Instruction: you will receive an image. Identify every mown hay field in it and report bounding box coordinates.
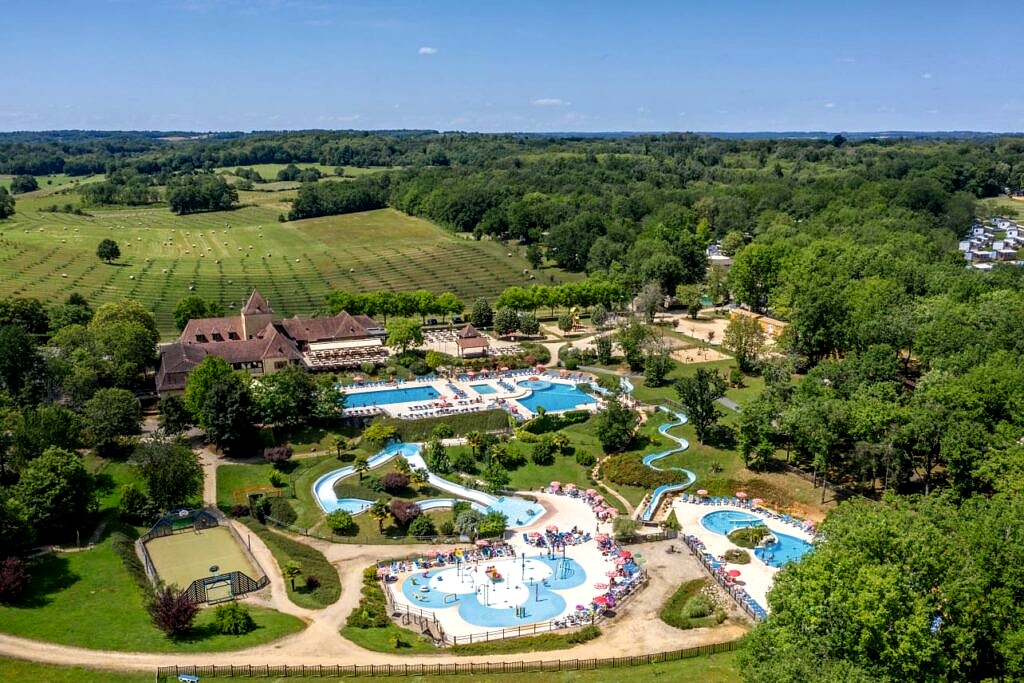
[0,188,575,337]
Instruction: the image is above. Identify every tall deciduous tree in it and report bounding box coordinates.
[132,438,203,511]
[14,447,95,542]
[722,314,767,373]
[0,187,15,219]
[674,369,726,444]
[385,318,423,353]
[82,388,141,453]
[251,365,314,428]
[594,398,638,452]
[96,239,121,263]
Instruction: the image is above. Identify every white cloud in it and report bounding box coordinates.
[922,72,932,79]
[824,102,836,108]
[418,46,437,55]
[532,98,568,107]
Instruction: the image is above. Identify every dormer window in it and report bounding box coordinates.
[228,332,239,340]
[195,334,207,343]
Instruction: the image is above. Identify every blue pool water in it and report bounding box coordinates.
[486,496,544,526]
[701,510,813,567]
[344,385,440,408]
[399,557,584,627]
[516,380,596,414]
[470,383,497,395]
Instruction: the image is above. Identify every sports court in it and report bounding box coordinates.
[144,526,256,591]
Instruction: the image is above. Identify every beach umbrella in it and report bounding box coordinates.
[546,525,559,533]
[529,531,542,537]
[594,582,608,589]
[354,376,364,383]
[752,498,764,505]
[576,604,586,611]
[593,494,604,501]
[735,491,748,499]
[536,364,546,370]
[559,368,568,376]
[566,482,577,489]
[727,569,741,578]
[595,533,609,541]
[476,539,490,547]
[696,489,708,496]
[618,550,632,558]
[550,481,561,489]
[593,595,609,605]
[586,489,597,496]
[605,570,619,577]
[615,557,629,566]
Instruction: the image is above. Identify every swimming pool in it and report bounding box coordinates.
[400,556,586,627]
[516,380,596,414]
[344,385,440,408]
[470,383,497,395]
[486,495,544,526]
[701,510,813,567]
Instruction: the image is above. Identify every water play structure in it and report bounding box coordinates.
[311,441,545,527]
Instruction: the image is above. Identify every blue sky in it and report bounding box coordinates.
[4,0,1023,132]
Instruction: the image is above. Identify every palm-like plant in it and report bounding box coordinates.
[354,455,369,481]
[394,455,412,475]
[466,431,483,460]
[369,498,390,533]
[283,560,302,590]
[411,467,429,488]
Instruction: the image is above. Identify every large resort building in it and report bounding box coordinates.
[156,290,386,394]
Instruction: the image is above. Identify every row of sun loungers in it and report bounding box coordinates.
[342,406,384,417]
[683,534,768,620]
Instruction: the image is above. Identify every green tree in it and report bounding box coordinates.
[455,509,483,538]
[494,307,519,336]
[634,281,663,324]
[132,438,204,511]
[201,375,255,454]
[674,369,726,444]
[730,243,783,313]
[172,294,225,331]
[8,175,38,194]
[0,326,45,404]
[87,300,159,387]
[478,510,508,537]
[362,422,397,448]
[722,314,766,373]
[675,284,703,320]
[616,316,653,371]
[526,244,543,269]
[518,311,540,336]
[96,238,121,263]
[283,560,303,591]
[183,356,235,418]
[158,395,193,436]
[483,462,509,493]
[469,297,493,328]
[408,514,436,537]
[4,405,80,477]
[326,509,358,535]
[14,447,95,542]
[82,388,141,453]
[718,230,746,257]
[594,335,613,364]
[368,498,390,533]
[590,303,608,329]
[594,398,637,452]
[385,318,423,353]
[643,345,675,387]
[252,365,315,427]
[0,187,15,219]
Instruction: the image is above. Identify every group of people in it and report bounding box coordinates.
[378,542,518,581]
[522,525,592,550]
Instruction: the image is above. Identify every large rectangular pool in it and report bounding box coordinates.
[345,385,441,408]
[470,383,497,395]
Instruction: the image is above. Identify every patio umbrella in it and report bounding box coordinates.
[727,569,741,578]
[576,604,586,611]
[586,489,597,496]
[593,595,609,605]
[594,582,609,589]
[500,366,510,372]
[618,550,632,558]
[546,525,559,533]
[614,557,629,566]
[550,481,561,489]
[696,489,708,496]
[752,498,764,505]
[595,533,609,541]
[476,539,490,547]
[735,491,748,499]
[529,532,542,537]
[605,570,619,577]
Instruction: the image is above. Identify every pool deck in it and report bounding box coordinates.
[341,371,602,420]
[670,500,815,613]
[387,493,622,638]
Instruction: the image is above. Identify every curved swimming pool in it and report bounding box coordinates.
[515,380,595,414]
[701,510,813,568]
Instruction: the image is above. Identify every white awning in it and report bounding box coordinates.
[308,338,383,352]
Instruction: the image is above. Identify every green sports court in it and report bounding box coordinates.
[144,526,257,594]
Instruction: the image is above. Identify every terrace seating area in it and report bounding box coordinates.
[305,345,389,369]
[676,494,818,535]
[395,399,494,419]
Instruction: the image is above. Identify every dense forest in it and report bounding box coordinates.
[4,130,1024,679]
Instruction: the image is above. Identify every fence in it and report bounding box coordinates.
[182,570,269,604]
[681,535,762,621]
[154,638,741,680]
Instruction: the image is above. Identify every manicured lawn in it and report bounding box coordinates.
[0,651,741,682]
[240,521,341,609]
[0,539,304,652]
[340,624,439,654]
[217,455,337,528]
[83,452,150,515]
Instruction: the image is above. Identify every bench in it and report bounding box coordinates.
[177,675,200,683]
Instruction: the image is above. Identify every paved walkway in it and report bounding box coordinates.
[0,424,749,672]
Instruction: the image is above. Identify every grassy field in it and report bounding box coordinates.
[0,538,304,652]
[0,651,741,682]
[0,190,577,337]
[146,526,257,589]
[0,173,104,193]
[240,521,341,609]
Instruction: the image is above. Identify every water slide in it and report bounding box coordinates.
[312,442,543,525]
[638,406,697,521]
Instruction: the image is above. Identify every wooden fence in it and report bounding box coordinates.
[154,639,741,680]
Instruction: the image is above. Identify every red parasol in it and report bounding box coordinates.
[593,595,610,605]
[595,533,609,541]
[618,550,632,558]
[727,569,741,577]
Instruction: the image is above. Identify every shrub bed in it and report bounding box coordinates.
[660,579,727,630]
[242,521,340,609]
[728,525,770,548]
[600,453,678,489]
[377,410,510,441]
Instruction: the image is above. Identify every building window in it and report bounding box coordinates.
[274,361,287,370]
